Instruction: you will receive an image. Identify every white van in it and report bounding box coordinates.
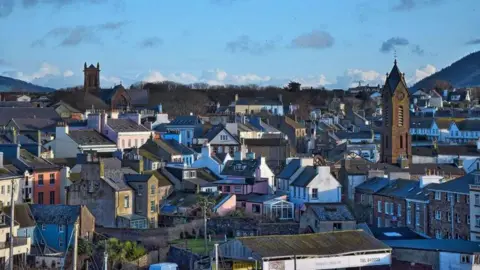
[148,262,179,270]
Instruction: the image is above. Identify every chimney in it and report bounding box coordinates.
[99,160,105,178]
[246,152,256,160]
[235,94,239,102]
[56,122,69,136]
[11,127,17,144]
[278,94,283,104]
[202,143,212,158]
[419,174,443,188]
[157,104,163,114]
[454,156,463,168]
[398,155,409,169]
[110,110,119,119]
[0,152,4,168]
[316,165,330,176]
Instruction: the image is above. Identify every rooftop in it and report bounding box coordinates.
[236,230,390,258]
[30,204,81,224]
[107,118,150,132]
[384,239,480,254]
[68,129,116,146]
[307,203,356,222]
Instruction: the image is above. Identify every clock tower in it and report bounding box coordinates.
[381,60,411,165]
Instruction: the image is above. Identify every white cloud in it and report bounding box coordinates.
[408,64,437,84]
[330,69,386,89]
[11,62,60,82]
[63,70,74,77]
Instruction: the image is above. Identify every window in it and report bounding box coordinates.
[435,191,441,200]
[49,191,55,204]
[312,188,318,199]
[49,173,55,184]
[435,210,441,220]
[476,216,480,227]
[41,224,46,231]
[435,230,442,239]
[220,135,228,141]
[128,139,131,147]
[252,204,261,213]
[467,195,470,204]
[0,186,3,194]
[475,194,480,206]
[7,185,10,194]
[150,201,155,213]
[398,106,404,127]
[38,174,44,185]
[59,225,65,233]
[377,201,382,213]
[456,214,461,223]
[447,193,452,202]
[150,184,155,195]
[124,196,130,208]
[415,210,420,226]
[400,135,403,148]
[224,186,231,192]
[467,215,470,225]
[315,219,319,228]
[234,186,242,193]
[461,255,471,264]
[447,211,451,221]
[333,223,342,231]
[38,192,44,204]
[59,237,64,248]
[377,217,382,228]
[407,208,411,224]
[25,176,28,186]
[385,202,389,214]
[397,204,402,217]
[122,139,125,148]
[360,194,365,203]
[135,139,138,147]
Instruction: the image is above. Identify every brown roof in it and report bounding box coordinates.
[237,230,390,258]
[3,204,36,228]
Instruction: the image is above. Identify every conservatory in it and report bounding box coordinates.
[263,199,294,220]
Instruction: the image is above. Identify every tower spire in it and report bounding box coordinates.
[394,49,397,65]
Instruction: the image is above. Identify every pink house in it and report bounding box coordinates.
[213,193,236,216]
[236,193,293,220]
[87,111,153,150]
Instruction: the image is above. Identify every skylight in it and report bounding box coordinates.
[383,232,402,237]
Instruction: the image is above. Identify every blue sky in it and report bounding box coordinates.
[0,0,479,89]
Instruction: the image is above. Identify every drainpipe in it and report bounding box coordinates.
[451,194,454,238]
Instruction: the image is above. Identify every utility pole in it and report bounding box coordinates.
[104,240,108,270]
[8,178,15,270]
[214,243,219,270]
[72,222,78,270]
[203,205,208,255]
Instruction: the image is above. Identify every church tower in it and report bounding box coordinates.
[83,62,100,91]
[381,60,411,166]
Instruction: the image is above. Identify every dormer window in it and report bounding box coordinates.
[235,164,243,171]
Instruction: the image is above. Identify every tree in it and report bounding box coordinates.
[287,81,301,92]
[105,238,127,269]
[197,195,216,255]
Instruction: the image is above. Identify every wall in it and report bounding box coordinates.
[52,126,81,158]
[373,195,407,228]
[129,177,159,228]
[34,223,74,252]
[439,252,476,270]
[116,190,134,217]
[33,170,61,205]
[392,248,438,270]
[117,133,151,150]
[0,177,22,206]
[215,194,236,217]
[299,208,356,233]
[406,200,428,235]
[428,191,470,240]
[79,206,95,240]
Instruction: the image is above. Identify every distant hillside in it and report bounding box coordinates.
[413,51,480,90]
[0,76,55,92]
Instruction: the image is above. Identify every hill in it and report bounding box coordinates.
[0,76,55,92]
[413,51,480,90]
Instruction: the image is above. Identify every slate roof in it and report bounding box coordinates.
[455,120,480,131]
[9,118,57,132]
[335,131,372,140]
[68,130,116,146]
[369,227,427,240]
[376,179,419,199]
[124,174,152,182]
[126,89,149,106]
[413,145,480,157]
[277,159,301,179]
[235,193,285,203]
[103,167,137,191]
[203,124,239,143]
[52,92,109,112]
[385,61,408,94]
[427,173,475,194]
[19,149,59,171]
[30,204,81,224]
[221,158,260,177]
[355,177,390,194]
[344,160,464,176]
[0,107,61,126]
[0,101,34,108]
[157,138,196,156]
[410,118,434,129]
[307,203,355,222]
[291,166,317,187]
[384,239,480,254]
[107,118,150,132]
[168,116,202,126]
[236,230,390,258]
[213,152,231,163]
[3,204,36,228]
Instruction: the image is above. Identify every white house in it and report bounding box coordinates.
[193,124,240,156]
[276,158,313,193]
[410,118,440,141]
[289,165,342,209]
[191,144,231,177]
[445,120,480,144]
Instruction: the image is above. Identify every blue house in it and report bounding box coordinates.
[30,204,95,252]
[164,116,203,146]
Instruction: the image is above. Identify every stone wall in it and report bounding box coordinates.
[207,217,299,237]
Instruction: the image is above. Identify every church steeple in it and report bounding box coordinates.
[381,59,411,166]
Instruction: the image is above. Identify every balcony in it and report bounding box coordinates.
[0,237,31,258]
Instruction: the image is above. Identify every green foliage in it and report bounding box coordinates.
[105,238,147,269]
[197,195,216,216]
[77,238,93,257]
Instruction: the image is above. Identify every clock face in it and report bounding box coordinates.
[396,92,405,101]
